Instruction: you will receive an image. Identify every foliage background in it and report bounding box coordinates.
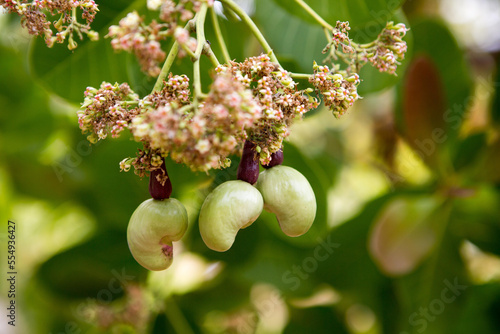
[1,0,500,333]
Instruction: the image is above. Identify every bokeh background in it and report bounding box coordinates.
[1,0,500,333]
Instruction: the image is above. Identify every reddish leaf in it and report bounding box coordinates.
[402,55,448,166]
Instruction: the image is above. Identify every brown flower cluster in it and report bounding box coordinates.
[79,55,328,176]
[1,0,99,49]
[107,0,214,75]
[107,12,167,76]
[218,54,318,164]
[148,0,214,34]
[130,71,262,172]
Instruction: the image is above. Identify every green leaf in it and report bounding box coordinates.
[284,306,349,334]
[452,132,487,172]
[453,283,500,334]
[453,186,500,257]
[271,0,404,40]
[490,62,500,127]
[368,195,443,277]
[29,0,144,103]
[394,203,470,334]
[37,230,147,299]
[255,0,325,72]
[470,136,500,183]
[314,193,395,304]
[0,44,55,155]
[255,0,410,94]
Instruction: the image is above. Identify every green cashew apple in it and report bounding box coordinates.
[256,165,316,237]
[199,180,263,252]
[127,198,188,271]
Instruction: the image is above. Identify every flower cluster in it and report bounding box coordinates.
[0,0,99,49]
[79,54,322,174]
[107,1,214,75]
[322,21,408,76]
[364,21,409,75]
[130,71,262,172]
[218,54,318,164]
[330,21,353,54]
[78,82,140,143]
[146,73,192,107]
[309,62,360,118]
[148,0,214,34]
[120,146,164,179]
[107,12,167,76]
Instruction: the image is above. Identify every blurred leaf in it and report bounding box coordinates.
[254,0,324,72]
[271,0,404,41]
[452,132,487,172]
[315,193,395,306]
[469,136,500,183]
[400,55,448,168]
[453,283,500,333]
[0,44,55,156]
[29,0,143,103]
[396,19,473,146]
[491,67,500,127]
[368,196,442,277]
[284,306,349,334]
[235,235,320,297]
[394,202,469,334]
[37,230,147,299]
[453,186,500,257]
[187,211,263,267]
[180,276,252,315]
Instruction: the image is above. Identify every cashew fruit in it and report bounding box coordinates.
[199,180,263,252]
[127,198,188,271]
[256,165,316,237]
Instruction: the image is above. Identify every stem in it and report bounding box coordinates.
[179,42,197,59]
[194,4,209,60]
[210,7,232,64]
[193,3,209,99]
[151,19,197,93]
[290,73,312,80]
[294,0,333,31]
[164,297,195,334]
[204,44,221,67]
[152,41,179,93]
[323,27,332,42]
[219,0,280,65]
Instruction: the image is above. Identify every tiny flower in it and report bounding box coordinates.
[195,139,211,154]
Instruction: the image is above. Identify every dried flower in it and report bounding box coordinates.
[1,0,99,48]
[218,54,318,163]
